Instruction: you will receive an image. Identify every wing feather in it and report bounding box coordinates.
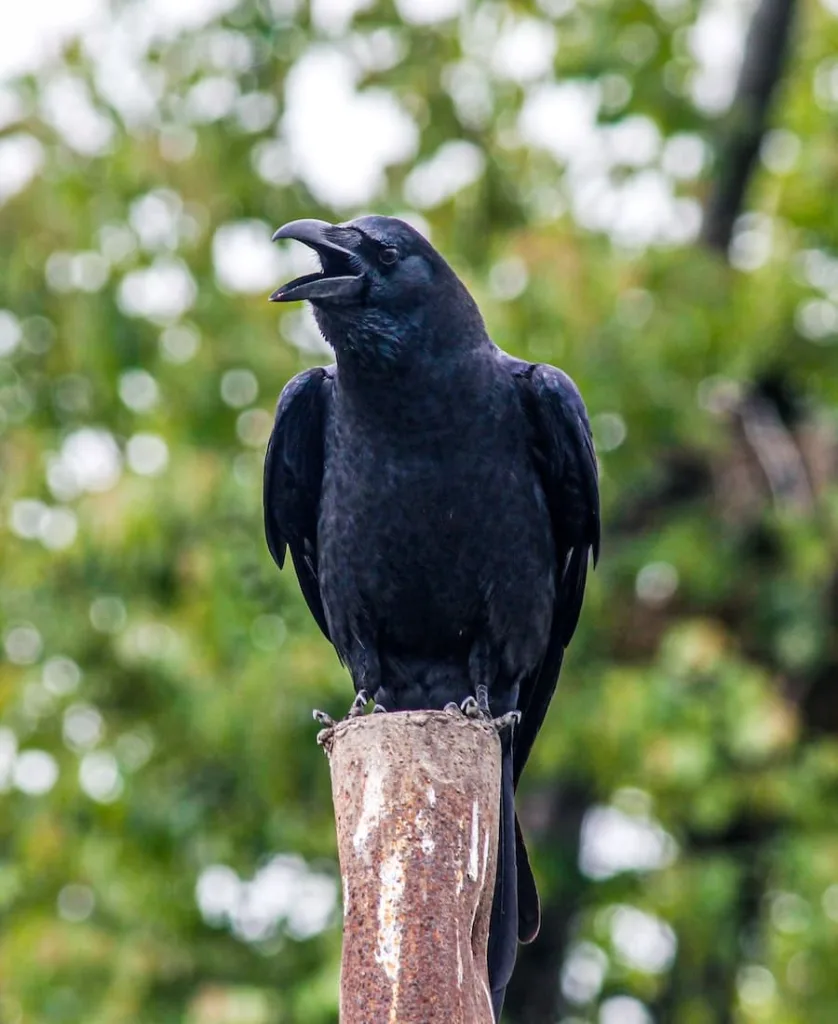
[503,358,599,944]
[263,366,334,639]
[507,359,600,779]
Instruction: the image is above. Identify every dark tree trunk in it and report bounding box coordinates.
[504,782,591,1023]
[702,0,798,252]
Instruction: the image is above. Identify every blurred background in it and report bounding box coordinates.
[2,0,838,1021]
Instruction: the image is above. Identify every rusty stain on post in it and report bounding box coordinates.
[320,710,501,1024]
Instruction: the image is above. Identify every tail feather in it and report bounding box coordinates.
[488,740,518,1021]
[488,551,585,1015]
[515,814,540,944]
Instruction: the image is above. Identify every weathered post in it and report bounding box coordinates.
[319,710,501,1024]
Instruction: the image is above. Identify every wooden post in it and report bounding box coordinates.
[319,710,501,1024]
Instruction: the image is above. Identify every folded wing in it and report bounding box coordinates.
[263,366,334,639]
[506,357,601,942]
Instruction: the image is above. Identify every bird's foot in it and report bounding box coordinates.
[444,695,496,722]
[372,703,387,714]
[313,709,335,728]
[491,710,521,735]
[348,690,370,717]
[313,708,336,746]
[460,696,484,720]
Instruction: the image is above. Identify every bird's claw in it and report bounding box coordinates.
[348,690,370,717]
[492,710,521,734]
[445,697,497,723]
[372,703,387,714]
[313,709,335,728]
[460,696,483,720]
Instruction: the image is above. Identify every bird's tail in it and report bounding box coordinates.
[488,736,518,1021]
[488,738,542,1021]
[515,814,540,944]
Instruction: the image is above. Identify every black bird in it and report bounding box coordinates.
[263,215,599,1019]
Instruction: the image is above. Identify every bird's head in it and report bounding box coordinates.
[269,215,481,364]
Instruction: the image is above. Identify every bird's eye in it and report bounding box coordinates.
[379,246,399,266]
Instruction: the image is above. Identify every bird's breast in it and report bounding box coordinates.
[318,411,554,656]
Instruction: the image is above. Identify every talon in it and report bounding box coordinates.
[349,690,369,717]
[492,710,521,733]
[460,696,481,719]
[372,703,387,714]
[313,709,335,728]
[444,701,461,715]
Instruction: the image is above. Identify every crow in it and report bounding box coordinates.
[263,215,600,1019]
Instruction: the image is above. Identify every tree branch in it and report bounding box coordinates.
[701,0,798,252]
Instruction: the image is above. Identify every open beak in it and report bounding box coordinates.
[269,219,365,303]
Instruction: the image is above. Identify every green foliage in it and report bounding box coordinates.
[2,1,838,1021]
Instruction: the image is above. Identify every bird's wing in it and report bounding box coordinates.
[507,357,600,785]
[263,365,334,639]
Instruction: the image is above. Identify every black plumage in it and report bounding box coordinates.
[263,215,600,1018]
